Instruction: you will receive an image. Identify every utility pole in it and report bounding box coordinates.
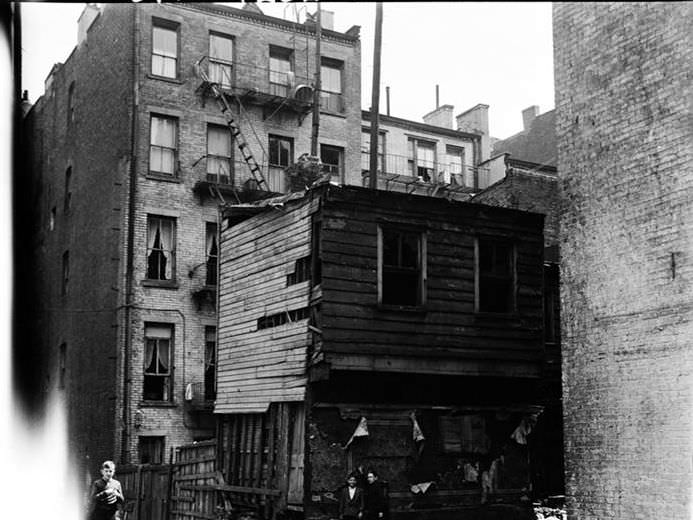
[368,2,383,189]
[310,6,322,157]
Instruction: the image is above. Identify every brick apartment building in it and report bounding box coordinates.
[22,2,361,470]
[554,2,693,518]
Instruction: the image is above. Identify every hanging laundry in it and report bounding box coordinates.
[463,462,479,482]
[344,416,369,449]
[410,481,434,494]
[511,412,540,445]
[410,412,425,442]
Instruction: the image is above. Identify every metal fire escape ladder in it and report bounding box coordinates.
[195,58,269,192]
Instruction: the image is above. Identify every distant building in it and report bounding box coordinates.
[555,3,693,518]
[22,2,361,470]
[216,183,548,519]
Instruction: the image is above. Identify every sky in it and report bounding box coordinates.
[19,1,554,140]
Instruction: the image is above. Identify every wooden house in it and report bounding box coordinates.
[215,183,546,519]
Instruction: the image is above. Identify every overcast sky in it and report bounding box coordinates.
[19,1,555,139]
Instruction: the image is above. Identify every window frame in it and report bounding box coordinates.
[206,124,233,185]
[320,57,344,113]
[151,19,179,79]
[319,143,344,180]
[143,323,174,403]
[208,31,234,88]
[204,326,216,401]
[407,138,437,182]
[149,114,179,177]
[138,435,165,464]
[268,134,293,168]
[361,129,386,174]
[445,144,466,185]
[474,237,517,314]
[377,225,427,308]
[269,45,294,97]
[205,222,218,286]
[146,215,177,282]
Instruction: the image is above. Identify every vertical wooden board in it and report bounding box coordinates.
[287,403,306,505]
[275,403,291,510]
[253,414,264,489]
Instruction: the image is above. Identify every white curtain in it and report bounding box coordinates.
[207,127,231,175]
[150,117,176,174]
[152,27,177,78]
[321,65,342,93]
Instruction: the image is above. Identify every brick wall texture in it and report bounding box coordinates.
[554,2,693,518]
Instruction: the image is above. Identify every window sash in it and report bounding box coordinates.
[150,116,177,175]
[380,228,425,306]
[152,26,177,78]
[477,240,515,313]
[206,223,218,286]
[269,137,292,167]
[207,126,231,177]
[320,145,343,175]
[209,34,233,87]
[321,65,342,93]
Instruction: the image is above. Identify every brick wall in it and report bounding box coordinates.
[554,2,693,518]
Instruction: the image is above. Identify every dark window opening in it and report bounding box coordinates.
[139,436,165,464]
[320,144,344,180]
[204,326,216,401]
[478,239,515,313]
[67,82,75,124]
[144,324,172,401]
[269,135,293,168]
[381,228,423,306]
[61,250,69,296]
[206,222,218,286]
[257,307,311,330]
[64,167,72,213]
[58,343,66,389]
[287,255,311,286]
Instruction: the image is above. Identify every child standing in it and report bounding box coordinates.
[89,460,125,520]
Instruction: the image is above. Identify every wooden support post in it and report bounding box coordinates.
[368,2,384,190]
[165,447,174,520]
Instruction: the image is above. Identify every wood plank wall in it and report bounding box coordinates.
[217,195,319,413]
[318,187,545,373]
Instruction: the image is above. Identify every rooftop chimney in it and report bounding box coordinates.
[78,3,101,44]
[456,104,490,162]
[21,90,33,117]
[522,105,540,131]
[423,104,454,129]
[320,10,334,31]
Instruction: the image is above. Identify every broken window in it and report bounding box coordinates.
[379,227,425,307]
[477,239,515,313]
[320,57,343,112]
[138,435,165,464]
[146,215,176,281]
[204,326,216,401]
[269,46,293,96]
[205,222,218,286]
[209,32,233,88]
[257,307,311,330]
[320,144,344,181]
[64,166,72,213]
[149,115,177,176]
[61,250,69,296]
[207,125,232,184]
[143,324,173,401]
[152,21,178,78]
[408,138,436,182]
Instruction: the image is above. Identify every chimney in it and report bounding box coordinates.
[21,90,33,117]
[320,10,335,31]
[456,104,490,162]
[522,105,540,131]
[78,3,101,44]
[423,104,454,129]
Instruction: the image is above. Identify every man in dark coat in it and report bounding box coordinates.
[338,474,364,520]
[364,470,388,520]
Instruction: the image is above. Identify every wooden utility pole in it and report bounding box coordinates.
[310,6,322,157]
[368,3,384,189]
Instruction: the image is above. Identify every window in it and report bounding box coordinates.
[379,227,425,307]
[146,215,176,281]
[204,326,216,401]
[209,33,233,88]
[149,115,177,176]
[61,251,69,296]
[320,144,343,181]
[257,307,311,330]
[205,223,218,286]
[320,58,343,112]
[446,145,465,185]
[361,130,385,173]
[269,135,292,168]
[67,82,75,124]
[287,256,311,286]
[139,436,165,464]
[58,343,66,389]
[408,139,436,182]
[143,324,173,401]
[64,167,72,213]
[476,239,515,313]
[439,415,489,454]
[49,207,56,231]
[207,125,232,184]
[269,46,293,96]
[151,22,178,78]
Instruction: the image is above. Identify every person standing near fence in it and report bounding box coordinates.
[88,460,125,520]
[364,470,388,520]
[338,473,364,520]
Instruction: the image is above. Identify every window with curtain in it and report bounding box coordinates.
[207,125,232,184]
[269,46,293,96]
[204,326,216,401]
[446,145,465,185]
[205,222,218,286]
[408,138,436,181]
[320,58,343,112]
[143,324,173,401]
[147,215,176,281]
[150,115,177,176]
[152,23,178,78]
[209,33,233,88]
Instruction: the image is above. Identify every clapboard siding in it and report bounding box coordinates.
[318,187,545,375]
[217,194,318,413]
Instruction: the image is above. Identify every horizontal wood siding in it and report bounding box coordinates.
[319,187,545,374]
[216,196,319,413]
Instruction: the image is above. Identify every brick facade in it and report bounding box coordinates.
[554,2,693,518]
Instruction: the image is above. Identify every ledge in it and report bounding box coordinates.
[376,303,427,314]
[142,279,180,290]
[146,73,185,85]
[139,401,177,408]
[146,173,182,183]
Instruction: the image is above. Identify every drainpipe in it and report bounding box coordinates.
[121,4,140,464]
[310,6,321,157]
